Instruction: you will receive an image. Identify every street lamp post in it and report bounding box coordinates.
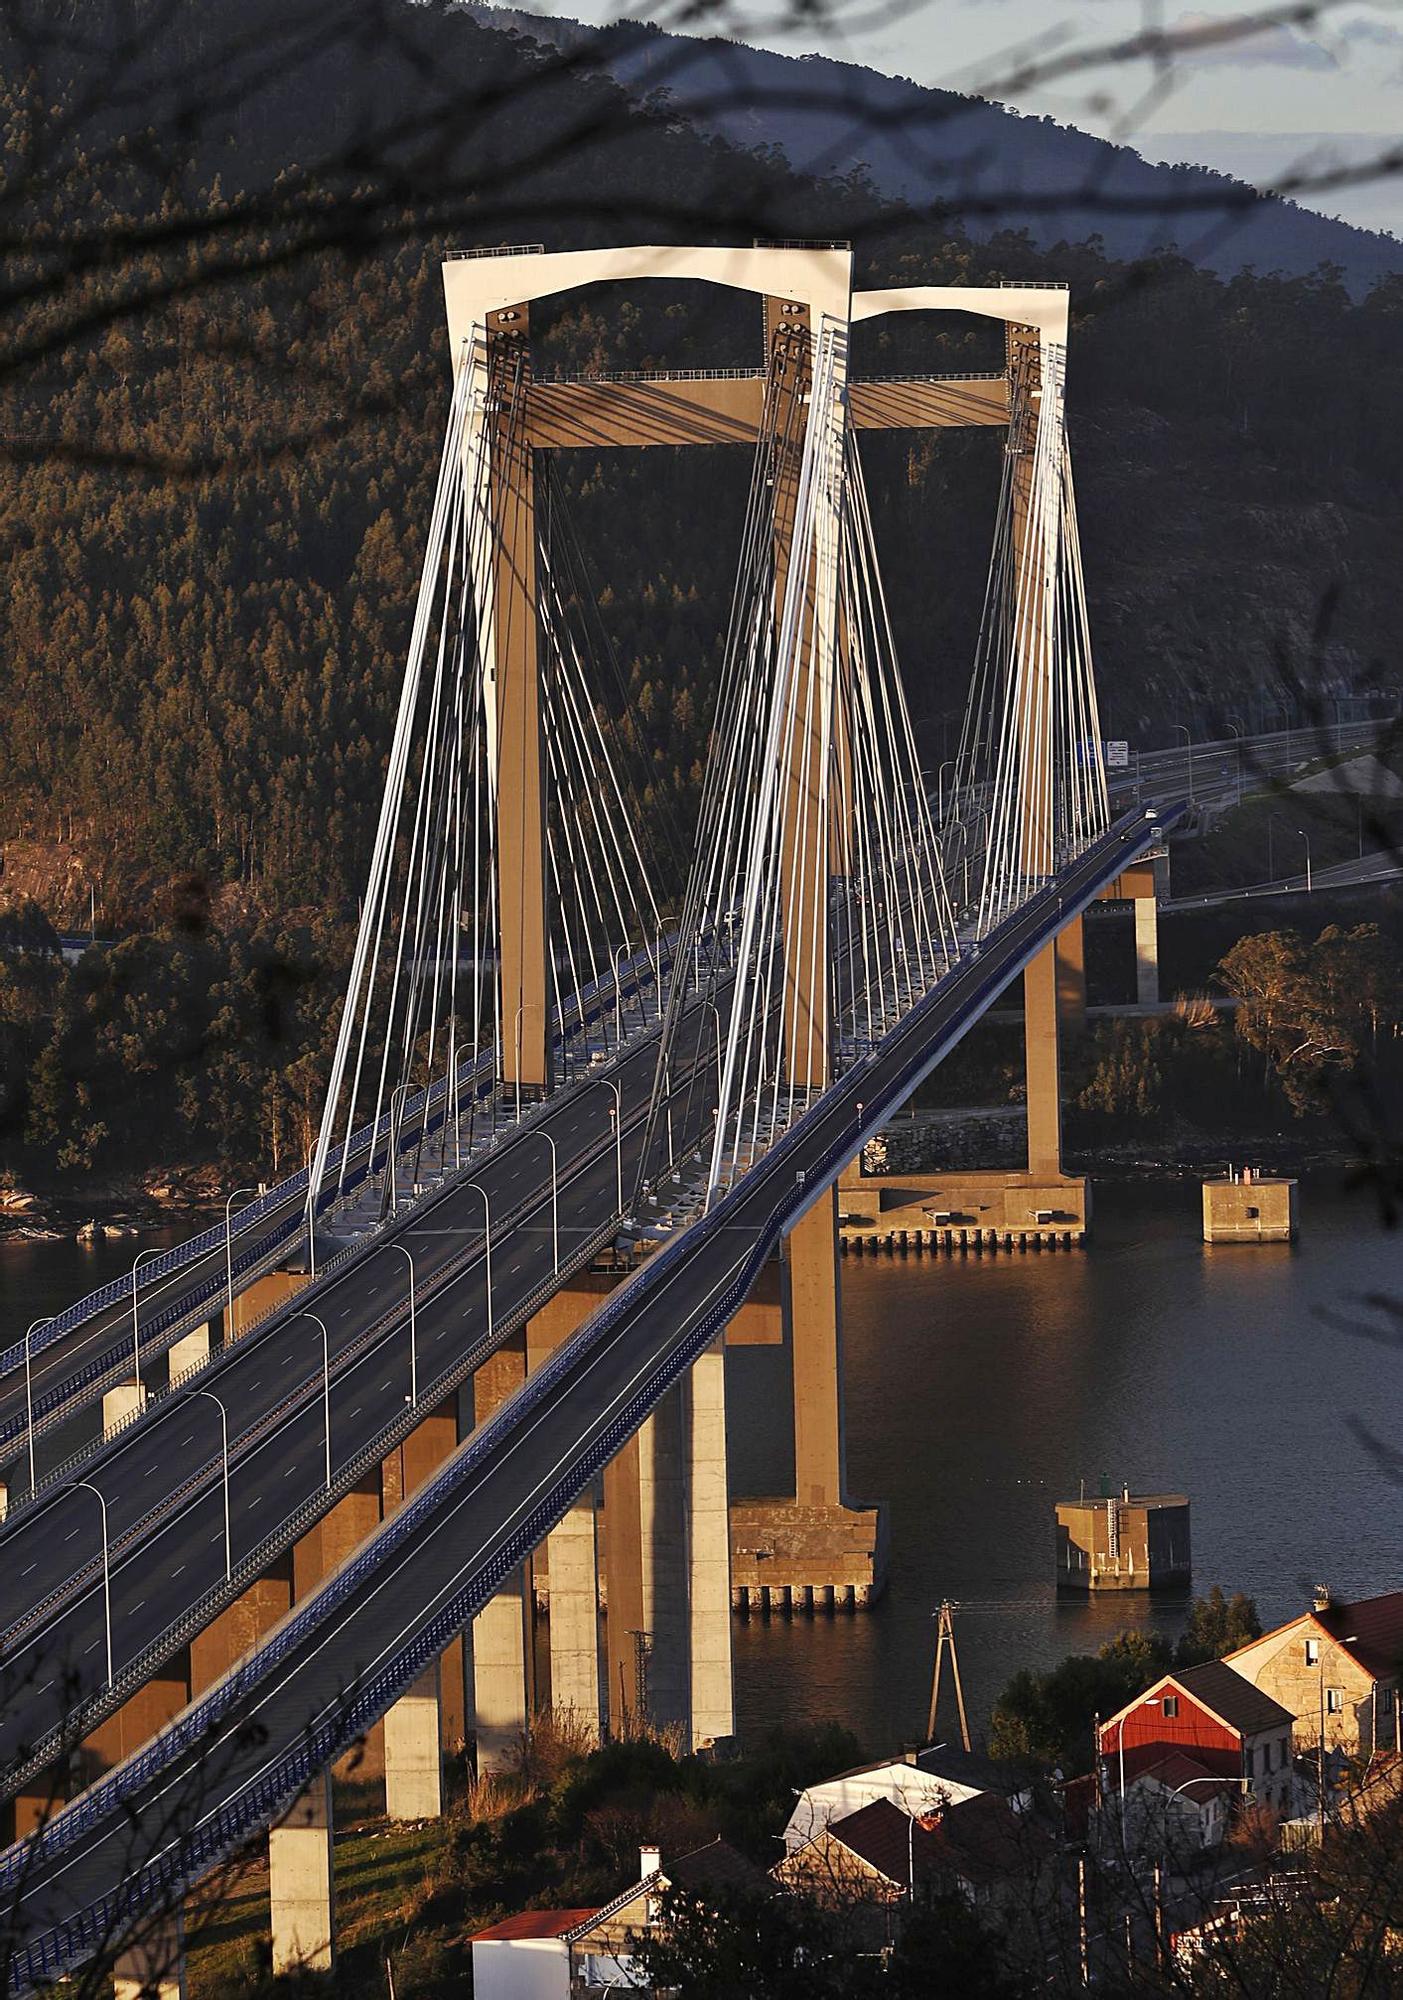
[388,1243,418,1408]
[223,1185,257,1337]
[1110,1697,1164,1856]
[1173,724,1195,805]
[703,1001,723,1100]
[23,1318,47,1495]
[1298,827,1313,893]
[387,1083,410,1215]
[193,1388,232,1581]
[613,944,630,1048]
[466,1183,493,1341]
[293,1311,332,1491]
[537,1133,559,1271]
[129,1248,162,1401]
[67,1479,112,1686]
[513,1007,523,1123]
[602,1079,623,1214]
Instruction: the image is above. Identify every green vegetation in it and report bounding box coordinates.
[4,0,1403,1184]
[185,1721,864,2000]
[988,1588,1261,1774]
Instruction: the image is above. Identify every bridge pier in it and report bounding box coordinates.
[527,1282,609,1740]
[190,1556,293,1694]
[688,1336,734,1749]
[382,1395,465,1781]
[114,1912,186,2000]
[384,1664,443,1821]
[469,1335,533,1773]
[1134,892,1160,1005]
[225,1268,309,1342]
[269,1772,335,1975]
[102,1381,146,1433]
[166,1324,210,1384]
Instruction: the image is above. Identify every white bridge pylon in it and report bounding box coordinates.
[305,246,1107,1239]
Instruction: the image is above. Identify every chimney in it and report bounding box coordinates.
[1313,1585,1332,1613]
[640,1844,662,1880]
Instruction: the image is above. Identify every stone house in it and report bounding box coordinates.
[1226,1587,1403,1757]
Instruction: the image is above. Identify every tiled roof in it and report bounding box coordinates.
[828,1792,1034,1891]
[1134,1751,1233,1803]
[665,1837,771,1900]
[828,1798,942,1887]
[1316,1591,1403,1680]
[1176,1660,1294,1737]
[471,1908,600,1943]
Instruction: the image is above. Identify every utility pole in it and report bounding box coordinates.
[927,1599,971,1751]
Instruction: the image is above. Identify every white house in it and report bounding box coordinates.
[783,1754,990,1855]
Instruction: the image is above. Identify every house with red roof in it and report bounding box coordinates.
[1100,1660,1295,1819]
[1226,1586,1403,1757]
[469,1838,768,1999]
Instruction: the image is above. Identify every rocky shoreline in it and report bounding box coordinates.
[0,1167,228,1244]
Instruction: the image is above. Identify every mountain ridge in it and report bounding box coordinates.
[469,4,1403,296]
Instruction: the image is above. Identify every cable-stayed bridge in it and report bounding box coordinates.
[0,243,1181,1992]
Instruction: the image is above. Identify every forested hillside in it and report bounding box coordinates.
[1,0,1401,1183]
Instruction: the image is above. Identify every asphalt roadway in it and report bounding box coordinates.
[0,999,717,1787]
[1,811,1170,1988]
[0,964,658,1465]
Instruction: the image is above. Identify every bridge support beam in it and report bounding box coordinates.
[382,1397,466,1769]
[785,1195,845,1509]
[269,1772,335,1975]
[103,1381,146,1433]
[191,1557,293,1694]
[527,1283,608,1740]
[688,1337,734,1749]
[470,1335,533,1772]
[167,1324,210,1384]
[114,1913,186,2000]
[226,1269,309,1342]
[1056,915,1087,1036]
[1134,897,1160,1007]
[1023,938,1063,1179]
[384,1664,443,1822]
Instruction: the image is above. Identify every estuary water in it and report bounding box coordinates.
[2,1177,1400,1755]
[729,1173,1403,1751]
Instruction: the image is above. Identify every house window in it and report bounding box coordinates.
[1245,1746,1255,1778]
[1326,1688,1344,1715]
[1163,1695,1179,1718]
[1305,1639,1320,1666]
[1263,1741,1273,1773]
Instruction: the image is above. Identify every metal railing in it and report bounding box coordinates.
[2,812,1173,1983]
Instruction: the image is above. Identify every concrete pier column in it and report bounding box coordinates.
[603,1398,688,1739]
[1056,914,1087,1036]
[1134,898,1160,1007]
[190,1557,293,1694]
[604,1435,646,1738]
[1022,938,1063,1178]
[269,1771,335,1974]
[470,1335,532,1772]
[114,1913,185,2000]
[637,1390,689,1735]
[103,1382,146,1433]
[0,1480,7,1521]
[547,1498,601,1737]
[527,1281,612,1741]
[784,1193,845,1508]
[688,1337,733,1749]
[384,1664,443,1821]
[167,1325,210,1384]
